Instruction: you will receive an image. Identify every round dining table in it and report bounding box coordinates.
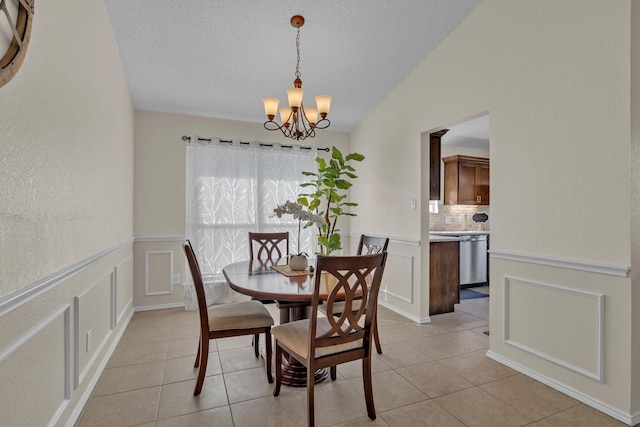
[222,258,332,386]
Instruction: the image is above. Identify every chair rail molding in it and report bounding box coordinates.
[0,238,135,316]
[490,249,630,277]
[135,235,186,242]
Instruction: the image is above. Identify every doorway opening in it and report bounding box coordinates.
[425,113,490,327]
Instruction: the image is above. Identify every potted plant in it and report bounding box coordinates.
[272,200,325,270]
[297,146,365,255]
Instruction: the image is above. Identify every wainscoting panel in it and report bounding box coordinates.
[380,251,414,304]
[115,256,134,327]
[74,272,113,389]
[145,251,174,296]
[0,305,71,427]
[503,276,604,381]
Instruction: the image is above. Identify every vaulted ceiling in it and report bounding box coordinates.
[105,0,481,133]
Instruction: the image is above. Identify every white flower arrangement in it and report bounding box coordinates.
[272,200,325,255]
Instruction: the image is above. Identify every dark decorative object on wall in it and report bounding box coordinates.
[472,212,489,223]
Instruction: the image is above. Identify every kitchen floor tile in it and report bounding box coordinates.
[156,376,228,420]
[530,404,628,426]
[155,406,233,427]
[380,399,466,426]
[396,360,474,398]
[347,369,428,412]
[434,386,532,427]
[76,387,161,427]
[223,366,275,403]
[480,374,580,421]
[162,353,222,384]
[93,360,165,396]
[437,351,517,385]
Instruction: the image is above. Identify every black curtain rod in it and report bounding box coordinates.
[181,135,329,152]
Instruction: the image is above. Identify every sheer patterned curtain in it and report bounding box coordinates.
[186,137,317,283]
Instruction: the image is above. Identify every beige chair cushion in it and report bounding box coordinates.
[271,318,362,359]
[208,300,274,331]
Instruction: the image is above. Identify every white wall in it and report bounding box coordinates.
[0,0,135,425]
[133,110,351,309]
[350,0,637,423]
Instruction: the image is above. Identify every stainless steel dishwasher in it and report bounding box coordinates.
[459,234,488,286]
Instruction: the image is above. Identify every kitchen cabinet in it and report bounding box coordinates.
[429,240,460,315]
[442,155,490,205]
[429,129,448,200]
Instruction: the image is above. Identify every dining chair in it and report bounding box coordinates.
[248,231,289,261]
[183,240,274,395]
[247,231,290,348]
[272,252,388,427]
[320,235,389,354]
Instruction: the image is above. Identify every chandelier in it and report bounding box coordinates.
[263,15,332,141]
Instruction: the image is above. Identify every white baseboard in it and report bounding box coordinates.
[378,300,430,324]
[134,302,185,312]
[486,350,634,426]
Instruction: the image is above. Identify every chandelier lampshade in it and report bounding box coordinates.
[263,15,331,140]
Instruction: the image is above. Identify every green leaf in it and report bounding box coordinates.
[332,147,344,162]
[346,153,365,162]
[335,179,351,190]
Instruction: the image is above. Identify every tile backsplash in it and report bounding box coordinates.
[430,204,490,231]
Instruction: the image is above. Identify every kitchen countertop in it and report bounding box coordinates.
[429,230,490,236]
[429,235,464,243]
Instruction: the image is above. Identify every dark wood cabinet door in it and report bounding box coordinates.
[429,241,460,315]
[442,155,490,205]
[458,163,478,204]
[476,164,490,204]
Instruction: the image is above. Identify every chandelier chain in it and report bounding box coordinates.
[295,27,301,80]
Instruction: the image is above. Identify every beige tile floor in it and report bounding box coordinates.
[76,294,626,427]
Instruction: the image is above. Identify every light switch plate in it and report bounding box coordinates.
[172,274,181,284]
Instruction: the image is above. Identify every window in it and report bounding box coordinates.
[186,139,317,281]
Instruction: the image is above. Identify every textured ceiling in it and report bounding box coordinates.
[104,0,481,132]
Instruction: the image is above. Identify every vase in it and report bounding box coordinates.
[289,255,308,271]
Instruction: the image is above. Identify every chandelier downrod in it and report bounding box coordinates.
[263,15,332,141]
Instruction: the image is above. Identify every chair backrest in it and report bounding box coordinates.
[248,232,289,260]
[357,235,389,255]
[309,253,387,355]
[183,240,209,336]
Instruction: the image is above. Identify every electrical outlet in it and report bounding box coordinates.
[172,274,180,284]
[445,216,452,224]
[86,330,92,352]
[410,198,417,210]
